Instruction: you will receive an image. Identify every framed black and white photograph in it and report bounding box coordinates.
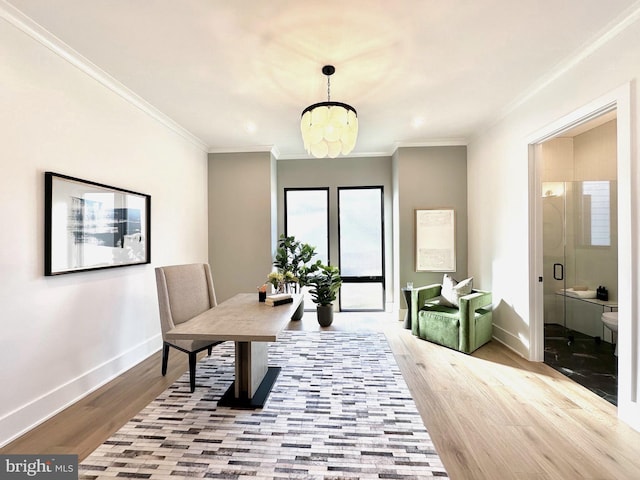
[44,172,151,275]
[415,208,456,272]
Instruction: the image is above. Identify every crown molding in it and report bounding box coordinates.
[274,140,469,161]
[208,146,384,160]
[276,150,395,161]
[1,0,209,152]
[208,145,278,155]
[270,145,281,159]
[390,139,469,156]
[395,139,469,149]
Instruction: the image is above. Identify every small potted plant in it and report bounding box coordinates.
[308,264,342,327]
[266,271,297,294]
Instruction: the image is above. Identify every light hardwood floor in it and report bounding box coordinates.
[3,312,640,479]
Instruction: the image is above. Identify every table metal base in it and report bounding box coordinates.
[218,366,281,409]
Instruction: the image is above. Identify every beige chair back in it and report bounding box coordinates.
[155,263,217,337]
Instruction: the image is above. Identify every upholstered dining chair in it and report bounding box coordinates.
[155,263,223,392]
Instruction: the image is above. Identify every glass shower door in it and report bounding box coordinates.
[543,180,617,341]
[543,182,568,336]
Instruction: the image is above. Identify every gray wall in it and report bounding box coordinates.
[208,151,276,302]
[207,147,468,311]
[394,146,468,290]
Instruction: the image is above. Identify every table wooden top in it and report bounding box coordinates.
[164,293,303,342]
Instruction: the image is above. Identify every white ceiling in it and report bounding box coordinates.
[7,0,640,157]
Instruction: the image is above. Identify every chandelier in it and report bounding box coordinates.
[300,65,358,158]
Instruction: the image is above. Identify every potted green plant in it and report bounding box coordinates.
[273,234,318,292]
[308,264,342,327]
[270,234,320,320]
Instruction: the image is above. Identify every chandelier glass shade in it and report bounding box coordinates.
[300,66,358,158]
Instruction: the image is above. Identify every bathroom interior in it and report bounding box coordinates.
[541,112,619,405]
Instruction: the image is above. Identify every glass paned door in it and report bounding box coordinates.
[338,186,384,311]
[284,188,329,309]
[284,188,329,264]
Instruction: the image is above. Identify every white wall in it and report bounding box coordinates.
[0,16,209,445]
[467,13,640,430]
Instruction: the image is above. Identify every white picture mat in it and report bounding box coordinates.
[415,208,456,272]
[48,174,149,274]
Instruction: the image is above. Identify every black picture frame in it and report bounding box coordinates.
[44,172,151,276]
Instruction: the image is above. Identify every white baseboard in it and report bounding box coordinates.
[619,401,640,434]
[491,324,532,360]
[0,334,162,447]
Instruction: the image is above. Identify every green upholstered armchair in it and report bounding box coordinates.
[410,283,493,353]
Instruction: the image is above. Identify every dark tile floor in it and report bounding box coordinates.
[544,323,618,405]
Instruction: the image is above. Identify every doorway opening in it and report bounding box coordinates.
[537,110,619,404]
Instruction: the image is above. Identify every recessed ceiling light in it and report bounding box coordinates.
[245,121,257,134]
[411,116,425,129]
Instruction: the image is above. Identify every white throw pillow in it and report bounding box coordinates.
[440,274,473,308]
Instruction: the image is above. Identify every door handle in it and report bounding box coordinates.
[553,263,564,281]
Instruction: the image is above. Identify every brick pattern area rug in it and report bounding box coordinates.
[80,331,448,479]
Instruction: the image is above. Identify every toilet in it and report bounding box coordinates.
[601,311,618,356]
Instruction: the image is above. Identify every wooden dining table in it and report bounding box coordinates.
[164,292,302,408]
